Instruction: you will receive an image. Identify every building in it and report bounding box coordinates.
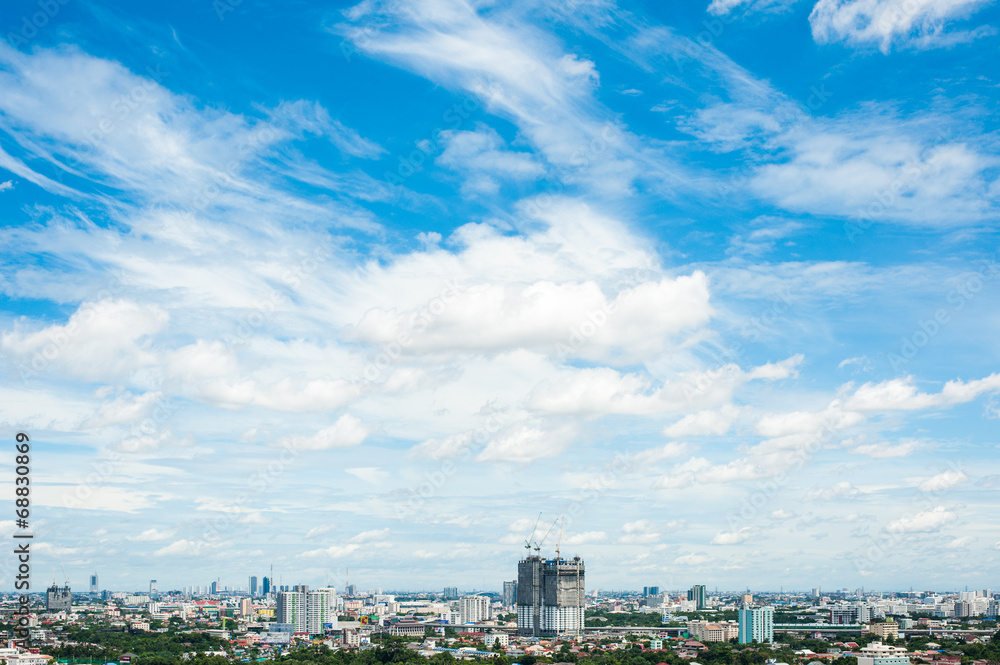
[516,555,585,637]
[738,604,774,644]
[250,576,258,597]
[688,585,707,610]
[856,642,910,665]
[689,620,740,642]
[277,590,307,632]
[485,633,509,647]
[503,581,517,608]
[306,588,338,634]
[89,574,99,595]
[459,595,492,624]
[867,620,900,640]
[262,576,271,596]
[644,586,660,597]
[150,580,157,595]
[210,581,218,595]
[443,587,459,600]
[46,585,72,612]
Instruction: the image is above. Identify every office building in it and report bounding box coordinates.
[738,604,774,644]
[262,576,271,596]
[307,588,338,634]
[344,584,357,596]
[643,586,660,597]
[503,581,517,608]
[149,580,157,594]
[443,587,459,600]
[459,595,491,624]
[210,581,218,595]
[277,590,307,633]
[250,576,258,597]
[688,584,707,610]
[90,574,99,595]
[46,584,72,612]
[867,620,900,640]
[517,555,585,637]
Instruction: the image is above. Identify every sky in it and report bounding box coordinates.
[0,0,999,595]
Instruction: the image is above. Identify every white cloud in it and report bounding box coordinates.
[711,527,754,545]
[345,467,390,485]
[845,374,1000,411]
[850,440,919,458]
[809,0,994,53]
[917,470,967,492]
[275,414,370,450]
[565,531,608,544]
[663,404,740,437]
[300,544,360,558]
[0,179,12,191]
[126,528,174,542]
[886,506,955,533]
[805,481,859,500]
[350,528,390,543]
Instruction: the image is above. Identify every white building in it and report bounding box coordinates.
[459,595,491,624]
[856,642,910,665]
[307,588,339,634]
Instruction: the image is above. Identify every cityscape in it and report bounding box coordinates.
[2,0,1000,665]
[4,550,999,665]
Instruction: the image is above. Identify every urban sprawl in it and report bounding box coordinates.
[3,554,999,665]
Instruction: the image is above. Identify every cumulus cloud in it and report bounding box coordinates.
[918,470,967,492]
[275,414,370,450]
[886,506,955,533]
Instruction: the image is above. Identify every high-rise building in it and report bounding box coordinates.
[250,576,258,597]
[459,595,492,624]
[90,574,99,595]
[150,580,157,594]
[688,584,707,610]
[262,577,271,596]
[277,590,307,632]
[46,584,72,612]
[307,588,338,634]
[503,581,517,607]
[210,581,219,595]
[643,586,660,597]
[738,604,774,644]
[344,584,357,597]
[443,586,459,600]
[516,555,585,637]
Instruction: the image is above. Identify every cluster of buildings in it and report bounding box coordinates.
[3,559,996,665]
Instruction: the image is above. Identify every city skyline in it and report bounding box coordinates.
[1,0,999,591]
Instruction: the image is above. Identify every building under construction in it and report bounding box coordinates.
[516,555,585,637]
[46,584,72,612]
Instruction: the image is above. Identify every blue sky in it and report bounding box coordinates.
[1,0,999,594]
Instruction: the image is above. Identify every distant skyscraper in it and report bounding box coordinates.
[516,555,585,637]
[688,584,707,610]
[443,586,459,600]
[150,580,157,594]
[250,576,258,596]
[738,604,774,644]
[210,581,218,595]
[503,580,517,607]
[344,584,357,596]
[90,573,99,595]
[643,586,660,597]
[262,576,271,596]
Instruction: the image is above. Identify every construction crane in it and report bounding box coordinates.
[555,516,564,561]
[533,518,558,555]
[524,512,542,555]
